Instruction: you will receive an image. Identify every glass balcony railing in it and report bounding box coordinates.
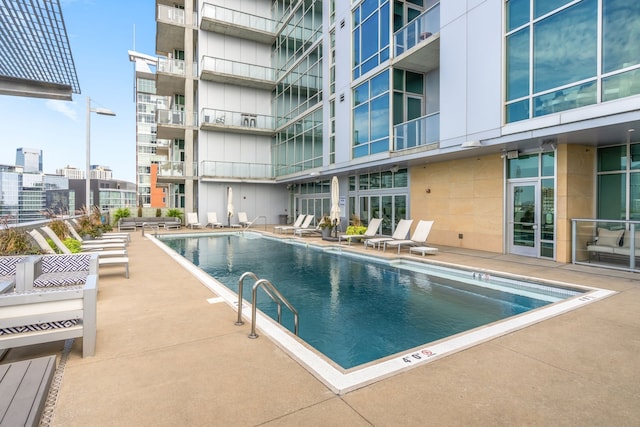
[157,4,197,26]
[201,108,274,130]
[394,113,440,151]
[572,219,640,272]
[156,109,198,126]
[394,3,440,56]
[157,57,198,77]
[157,161,197,178]
[200,161,274,180]
[201,3,275,33]
[201,56,275,82]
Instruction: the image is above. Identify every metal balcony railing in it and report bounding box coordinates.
[394,3,440,56]
[572,218,640,272]
[201,108,275,130]
[157,161,197,178]
[394,113,440,151]
[201,3,276,33]
[158,57,198,77]
[157,4,197,26]
[156,109,198,126]
[201,56,275,82]
[200,161,274,180]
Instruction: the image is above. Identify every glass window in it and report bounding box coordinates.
[534,0,571,18]
[507,0,529,31]
[508,154,539,178]
[542,152,555,176]
[631,144,640,170]
[598,174,626,220]
[602,68,640,102]
[506,29,529,101]
[533,0,597,93]
[353,0,390,79]
[602,0,640,73]
[631,173,640,220]
[598,146,626,172]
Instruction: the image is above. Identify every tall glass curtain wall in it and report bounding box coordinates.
[348,168,409,235]
[507,153,556,258]
[505,0,640,123]
[272,1,323,177]
[597,143,640,220]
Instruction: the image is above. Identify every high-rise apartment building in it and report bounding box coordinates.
[56,166,85,179]
[129,51,172,208]
[154,0,640,263]
[15,147,43,173]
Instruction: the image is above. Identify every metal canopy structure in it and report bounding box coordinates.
[0,0,80,100]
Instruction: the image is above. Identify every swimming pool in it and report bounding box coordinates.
[153,232,614,393]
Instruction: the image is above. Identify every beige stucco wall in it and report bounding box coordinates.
[410,154,504,253]
[556,144,596,263]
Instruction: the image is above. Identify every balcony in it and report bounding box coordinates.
[200,161,275,183]
[156,161,197,181]
[393,113,440,151]
[156,5,197,55]
[200,3,276,44]
[200,56,276,90]
[393,4,440,73]
[200,108,275,136]
[156,109,198,140]
[156,57,198,96]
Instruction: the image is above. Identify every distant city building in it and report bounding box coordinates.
[89,165,113,181]
[69,179,136,212]
[56,165,85,179]
[15,147,42,173]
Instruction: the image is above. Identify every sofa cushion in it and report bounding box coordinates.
[0,319,79,335]
[621,230,640,249]
[596,228,624,247]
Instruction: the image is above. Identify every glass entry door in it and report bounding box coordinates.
[508,181,539,257]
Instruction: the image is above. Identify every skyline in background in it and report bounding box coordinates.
[0,0,156,183]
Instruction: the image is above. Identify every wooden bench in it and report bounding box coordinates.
[0,355,56,427]
[0,276,97,358]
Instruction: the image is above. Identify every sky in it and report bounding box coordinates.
[0,0,157,183]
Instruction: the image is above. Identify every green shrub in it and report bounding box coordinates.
[63,237,82,253]
[113,207,131,225]
[49,219,69,239]
[0,217,39,255]
[346,225,367,235]
[156,208,162,217]
[166,208,183,221]
[45,238,61,254]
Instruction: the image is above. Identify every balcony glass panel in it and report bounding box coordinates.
[201,108,275,130]
[157,161,197,177]
[200,161,274,180]
[201,56,275,82]
[394,3,440,56]
[201,3,275,33]
[393,113,439,150]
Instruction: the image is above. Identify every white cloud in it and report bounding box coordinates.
[45,100,79,121]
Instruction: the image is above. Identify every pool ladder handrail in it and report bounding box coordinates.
[235,272,299,338]
[242,215,267,231]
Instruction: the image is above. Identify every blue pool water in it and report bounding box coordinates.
[161,233,581,369]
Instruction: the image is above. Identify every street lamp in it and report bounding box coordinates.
[86,96,115,213]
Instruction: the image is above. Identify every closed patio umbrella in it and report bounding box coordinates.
[330,176,340,237]
[227,186,234,227]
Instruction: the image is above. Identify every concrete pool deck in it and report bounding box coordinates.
[3,227,639,425]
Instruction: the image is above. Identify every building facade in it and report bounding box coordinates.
[154,0,640,263]
[129,51,172,208]
[15,147,43,173]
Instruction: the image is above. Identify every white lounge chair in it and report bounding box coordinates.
[237,212,252,228]
[294,216,325,237]
[384,220,436,254]
[39,227,127,258]
[287,214,314,235]
[364,219,414,250]
[186,212,203,229]
[274,214,306,234]
[206,212,223,228]
[64,221,128,246]
[338,218,383,246]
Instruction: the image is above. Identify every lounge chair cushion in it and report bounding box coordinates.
[596,228,623,247]
[34,272,87,287]
[0,319,79,335]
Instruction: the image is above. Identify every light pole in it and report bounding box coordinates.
[86,96,115,213]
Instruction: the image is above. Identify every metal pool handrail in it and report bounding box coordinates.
[249,278,299,339]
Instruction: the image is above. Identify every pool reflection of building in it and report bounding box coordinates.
[153,0,640,269]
